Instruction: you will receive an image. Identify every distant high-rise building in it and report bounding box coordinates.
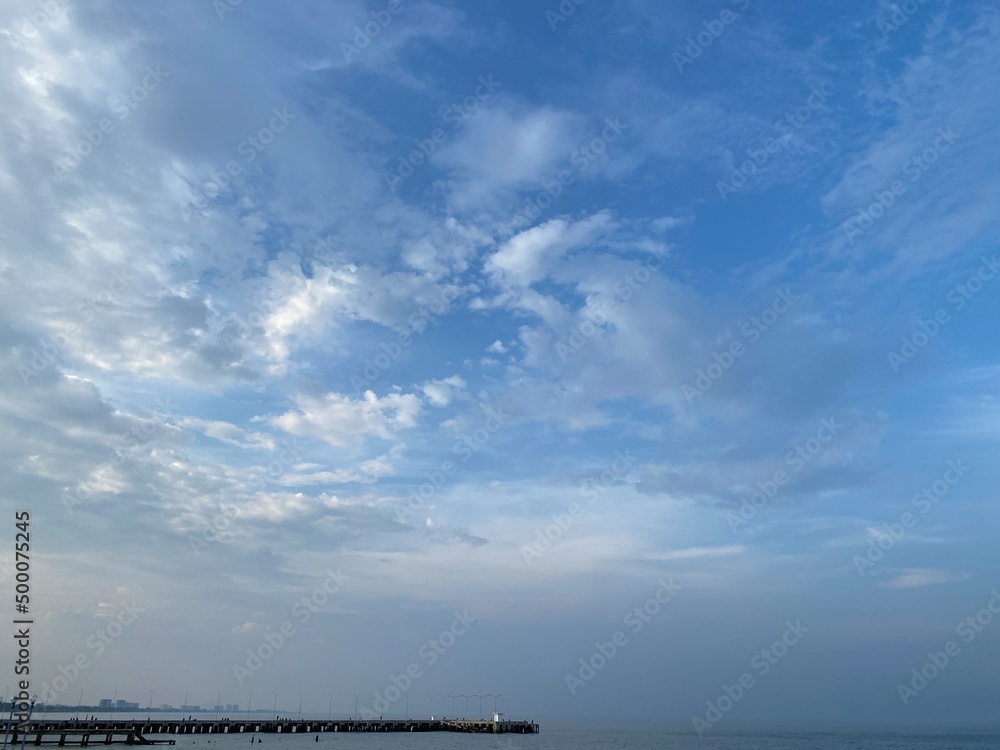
[99,699,112,709]
[226,704,239,712]
[180,705,200,712]
[159,705,173,711]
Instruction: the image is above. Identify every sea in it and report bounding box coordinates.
[22,713,1000,750]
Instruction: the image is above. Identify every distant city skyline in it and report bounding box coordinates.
[14,690,509,718]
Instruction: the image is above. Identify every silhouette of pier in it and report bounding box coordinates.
[3,718,538,740]
[0,722,175,746]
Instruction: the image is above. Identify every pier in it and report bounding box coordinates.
[2,718,538,740]
[0,724,175,746]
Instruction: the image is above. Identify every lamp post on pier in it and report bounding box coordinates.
[327,695,332,722]
[17,697,36,750]
[246,693,252,724]
[2,690,17,750]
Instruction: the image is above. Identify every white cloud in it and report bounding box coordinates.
[421,375,466,407]
[883,568,970,589]
[282,444,406,486]
[272,390,422,447]
[434,104,584,205]
[819,11,1000,269]
[176,416,276,450]
[486,212,614,289]
[644,545,745,561]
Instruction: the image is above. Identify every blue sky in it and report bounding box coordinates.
[1,0,999,730]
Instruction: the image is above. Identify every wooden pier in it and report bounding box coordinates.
[4,718,538,740]
[0,724,175,746]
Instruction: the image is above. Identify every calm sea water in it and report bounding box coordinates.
[26,714,1000,750]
